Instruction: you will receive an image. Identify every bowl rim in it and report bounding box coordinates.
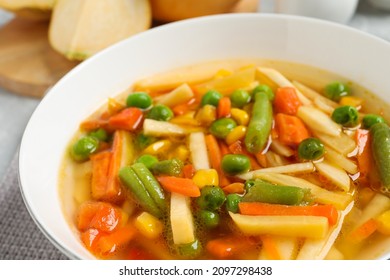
[18,13,390,260]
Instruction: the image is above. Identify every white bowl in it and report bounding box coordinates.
[19,14,390,260]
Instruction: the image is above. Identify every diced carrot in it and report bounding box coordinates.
[182,164,196,179]
[80,228,105,253]
[105,130,127,203]
[261,235,281,260]
[275,113,310,146]
[80,119,109,132]
[228,140,243,154]
[274,87,301,115]
[238,202,338,226]
[219,141,230,157]
[172,98,197,116]
[127,246,154,260]
[77,201,122,232]
[217,96,231,118]
[205,134,230,186]
[91,151,112,200]
[206,237,254,259]
[156,176,201,197]
[356,129,373,185]
[222,182,245,194]
[96,224,137,255]
[108,107,143,131]
[255,152,267,168]
[349,218,378,242]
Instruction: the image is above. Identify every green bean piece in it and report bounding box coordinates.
[201,90,222,107]
[151,158,183,176]
[70,136,99,161]
[89,128,108,142]
[370,123,390,189]
[252,85,274,101]
[230,89,251,108]
[119,167,162,218]
[199,210,220,228]
[147,104,174,121]
[331,105,359,127]
[221,154,251,175]
[362,114,386,129]
[196,185,226,211]
[131,163,166,212]
[226,194,242,213]
[126,92,152,109]
[298,138,325,160]
[244,92,273,153]
[242,180,311,205]
[324,82,350,102]
[177,239,203,259]
[136,154,159,169]
[244,180,256,192]
[209,118,237,139]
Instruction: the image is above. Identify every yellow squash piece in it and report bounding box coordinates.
[49,0,151,60]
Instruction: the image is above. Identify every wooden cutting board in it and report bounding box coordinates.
[0,18,79,98]
[0,0,257,98]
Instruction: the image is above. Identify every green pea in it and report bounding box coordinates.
[71,136,99,161]
[209,118,237,139]
[196,185,226,211]
[221,154,251,175]
[230,89,251,108]
[126,92,152,109]
[147,104,174,121]
[252,85,274,101]
[89,128,108,142]
[362,114,386,129]
[199,210,220,228]
[331,105,359,127]
[151,158,183,176]
[177,239,202,259]
[201,90,222,107]
[226,194,242,213]
[298,138,325,160]
[136,154,159,169]
[324,82,350,102]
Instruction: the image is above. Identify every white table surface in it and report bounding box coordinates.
[0,0,390,180]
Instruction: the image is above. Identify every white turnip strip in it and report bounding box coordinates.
[238,162,314,180]
[325,146,358,174]
[189,132,210,170]
[314,160,351,192]
[154,83,194,107]
[297,106,341,137]
[143,119,187,136]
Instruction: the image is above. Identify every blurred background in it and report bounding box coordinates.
[0,0,389,179]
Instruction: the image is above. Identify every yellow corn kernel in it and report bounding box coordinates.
[375,210,390,235]
[214,69,232,79]
[143,140,172,155]
[192,169,219,188]
[171,145,190,162]
[339,96,364,108]
[135,212,163,239]
[226,125,247,145]
[195,104,217,126]
[231,108,249,126]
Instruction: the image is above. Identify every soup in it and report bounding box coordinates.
[59,60,390,260]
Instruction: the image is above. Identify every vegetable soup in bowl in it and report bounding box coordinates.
[19,14,390,260]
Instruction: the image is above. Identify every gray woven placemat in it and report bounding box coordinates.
[0,153,68,260]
